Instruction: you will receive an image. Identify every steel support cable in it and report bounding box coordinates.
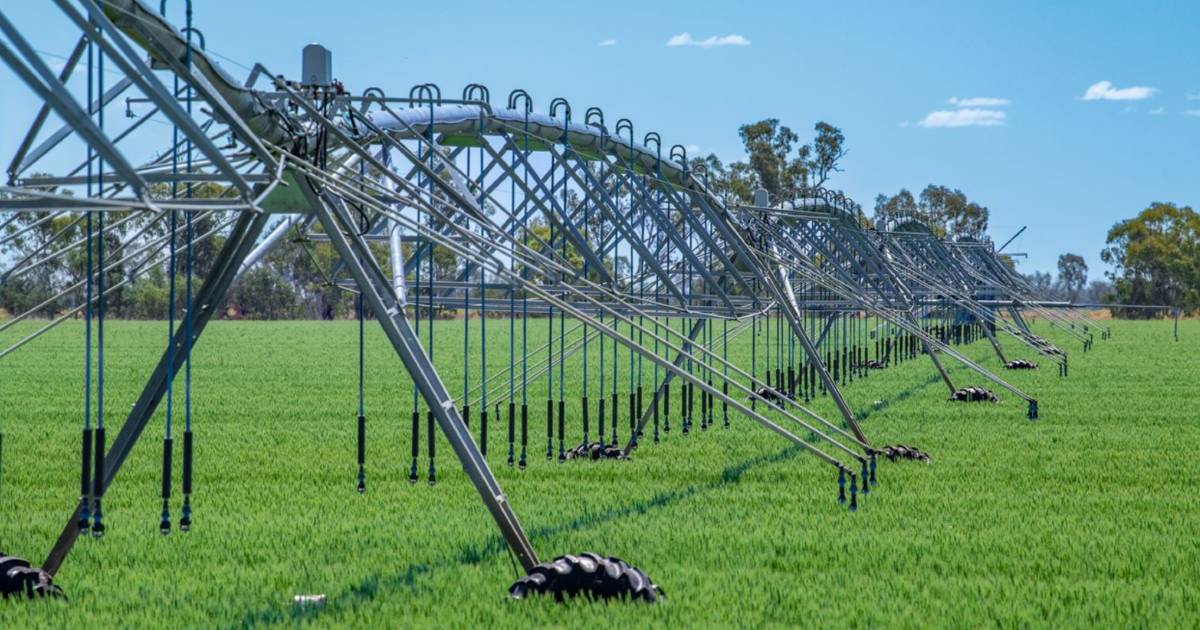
[954,258,1092,340]
[0,206,181,335]
[363,141,580,291]
[346,103,586,278]
[289,159,753,398]
[878,236,1077,354]
[6,34,87,182]
[757,241,1037,404]
[287,156,868,463]
[487,121,741,311]
[3,207,161,282]
[474,319,588,420]
[459,300,722,407]
[755,217,933,322]
[0,211,233,360]
[292,152,779,398]
[266,128,825,436]
[0,143,282,213]
[0,210,64,248]
[336,119,708,324]
[0,212,86,281]
[50,0,255,196]
[372,129,676,319]
[38,122,241,192]
[879,244,1053,341]
[304,166,782,408]
[884,258,1065,363]
[779,219,913,313]
[747,218,1004,379]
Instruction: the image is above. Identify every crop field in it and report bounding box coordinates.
[0,318,1197,627]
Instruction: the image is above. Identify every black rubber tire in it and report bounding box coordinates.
[0,555,31,576]
[510,553,661,603]
[950,386,998,403]
[564,442,628,461]
[878,444,932,463]
[0,553,64,600]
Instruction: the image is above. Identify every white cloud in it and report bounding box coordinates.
[899,120,910,127]
[918,108,1006,128]
[948,96,1010,107]
[1188,93,1200,101]
[1185,109,1200,117]
[1082,80,1157,101]
[666,32,750,48]
[598,38,617,47]
[1149,107,1166,115]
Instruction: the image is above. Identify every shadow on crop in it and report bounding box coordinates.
[240,366,948,627]
[236,445,804,627]
[854,371,944,423]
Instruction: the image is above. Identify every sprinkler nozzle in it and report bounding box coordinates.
[838,468,846,505]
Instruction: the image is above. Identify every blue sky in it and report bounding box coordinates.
[2,0,1198,278]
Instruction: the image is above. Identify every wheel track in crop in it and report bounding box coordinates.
[234,445,805,626]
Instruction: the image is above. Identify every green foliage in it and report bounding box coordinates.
[0,319,1196,626]
[1056,253,1088,301]
[874,185,989,238]
[1101,201,1200,316]
[0,177,228,319]
[873,188,918,228]
[710,120,847,205]
[227,266,300,319]
[122,268,171,320]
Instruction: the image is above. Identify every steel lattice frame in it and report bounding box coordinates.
[0,0,1084,592]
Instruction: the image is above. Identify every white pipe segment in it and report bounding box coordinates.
[389,219,407,305]
[102,0,285,143]
[366,105,691,186]
[237,213,305,277]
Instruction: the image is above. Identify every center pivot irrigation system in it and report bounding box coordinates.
[0,0,1108,602]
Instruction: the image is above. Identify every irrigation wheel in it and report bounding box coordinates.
[0,554,65,600]
[509,553,662,602]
